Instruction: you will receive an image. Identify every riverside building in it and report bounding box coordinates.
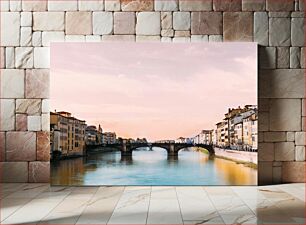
[50,111,86,159]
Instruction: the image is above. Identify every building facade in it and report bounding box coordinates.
[215,105,258,151]
[85,125,103,146]
[188,105,258,152]
[192,130,213,145]
[50,111,86,158]
[102,132,117,144]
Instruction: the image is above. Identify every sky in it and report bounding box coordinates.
[50,43,257,142]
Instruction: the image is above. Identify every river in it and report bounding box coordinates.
[51,147,257,186]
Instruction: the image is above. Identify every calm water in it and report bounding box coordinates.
[51,148,257,186]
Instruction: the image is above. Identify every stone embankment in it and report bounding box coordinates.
[214,147,257,164]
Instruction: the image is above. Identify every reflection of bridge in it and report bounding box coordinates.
[89,142,215,157]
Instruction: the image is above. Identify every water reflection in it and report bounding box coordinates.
[51,147,257,186]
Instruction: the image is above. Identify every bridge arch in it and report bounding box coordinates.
[90,142,214,157]
[175,145,214,155]
[129,145,170,152]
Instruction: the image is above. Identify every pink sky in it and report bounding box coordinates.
[50,43,257,142]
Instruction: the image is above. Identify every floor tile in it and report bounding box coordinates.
[2,198,63,224]
[39,191,94,224]
[5,184,49,199]
[108,187,150,224]
[147,187,183,224]
[0,183,305,225]
[176,187,217,221]
[183,211,225,224]
[231,186,266,200]
[277,184,305,202]
[0,183,27,199]
[77,186,124,224]
[0,198,32,222]
[150,186,177,199]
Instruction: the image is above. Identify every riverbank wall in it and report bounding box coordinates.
[213,147,257,165]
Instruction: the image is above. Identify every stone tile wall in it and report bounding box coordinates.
[0,0,305,184]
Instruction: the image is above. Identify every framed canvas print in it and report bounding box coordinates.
[50,43,258,186]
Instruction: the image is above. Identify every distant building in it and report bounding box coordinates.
[202,130,213,145]
[243,112,257,151]
[216,121,227,147]
[155,140,175,143]
[85,125,103,146]
[251,114,258,150]
[193,130,213,145]
[206,105,257,152]
[136,138,148,143]
[176,137,187,143]
[50,111,86,158]
[103,132,117,144]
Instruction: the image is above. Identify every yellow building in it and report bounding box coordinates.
[50,111,86,158]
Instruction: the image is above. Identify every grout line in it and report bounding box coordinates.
[37,185,76,223]
[230,186,263,223]
[75,187,100,224]
[0,197,32,222]
[145,186,152,225]
[174,186,184,224]
[106,186,126,225]
[2,184,61,224]
[202,186,227,225]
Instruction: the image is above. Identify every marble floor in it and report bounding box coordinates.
[0,183,305,224]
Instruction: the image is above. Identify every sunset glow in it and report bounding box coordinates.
[50,43,257,142]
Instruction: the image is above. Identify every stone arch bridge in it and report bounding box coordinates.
[89,142,215,157]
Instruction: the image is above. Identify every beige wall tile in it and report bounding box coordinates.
[259,69,304,98]
[266,0,294,11]
[79,0,104,11]
[66,12,92,35]
[22,0,47,11]
[29,161,50,182]
[114,12,136,35]
[264,132,286,142]
[16,99,41,115]
[0,99,15,131]
[25,69,49,98]
[1,12,20,46]
[0,132,4,161]
[0,162,28,182]
[16,114,27,131]
[282,162,305,182]
[213,0,242,11]
[258,143,274,161]
[33,12,64,31]
[0,69,24,98]
[27,115,41,131]
[121,0,154,11]
[15,47,33,68]
[105,0,120,11]
[191,12,222,35]
[155,0,178,11]
[173,12,190,31]
[93,12,113,35]
[242,0,265,11]
[37,131,50,161]
[136,12,160,35]
[6,132,36,161]
[48,0,78,11]
[179,0,212,11]
[270,99,301,132]
[275,142,295,161]
[223,12,253,41]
